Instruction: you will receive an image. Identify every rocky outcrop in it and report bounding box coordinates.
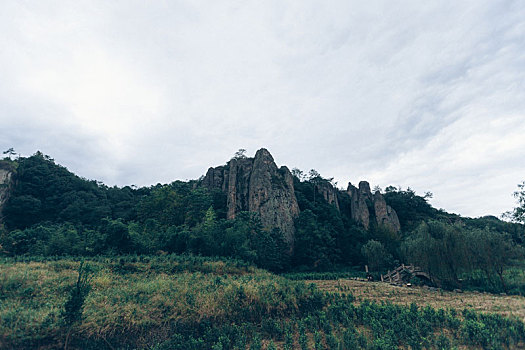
[0,163,14,224]
[317,181,340,210]
[202,165,228,192]
[202,148,300,247]
[373,191,401,232]
[347,181,372,229]
[201,149,401,243]
[347,181,400,232]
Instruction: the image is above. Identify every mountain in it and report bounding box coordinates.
[201,148,300,247]
[1,148,523,280]
[200,148,401,249]
[0,148,402,250]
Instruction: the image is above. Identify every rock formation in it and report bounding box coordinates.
[347,181,400,232]
[0,162,14,224]
[202,149,401,244]
[347,181,372,229]
[317,181,340,211]
[373,191,401,232]
[202,148,300,246]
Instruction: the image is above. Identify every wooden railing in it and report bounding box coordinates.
[381,264,430,284]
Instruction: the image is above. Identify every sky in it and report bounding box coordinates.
[1,1,524,218]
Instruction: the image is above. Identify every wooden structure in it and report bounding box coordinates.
[381,264,431,285]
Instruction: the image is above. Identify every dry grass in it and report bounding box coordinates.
[0,257,320,348]
[313,278,525,321]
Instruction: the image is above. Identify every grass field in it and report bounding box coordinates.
[1,256,524,349]
[312,279,525,321]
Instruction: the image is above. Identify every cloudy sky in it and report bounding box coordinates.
[1,1,524,218]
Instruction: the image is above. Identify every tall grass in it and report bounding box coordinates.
[1,255,524,349]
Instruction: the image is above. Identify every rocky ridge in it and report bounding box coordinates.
[347,181,401,232]
[202,149,300,246]
[202,149,401,250]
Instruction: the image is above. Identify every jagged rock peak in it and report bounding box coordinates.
[373,191,401,232]
[201,148,299,249]
[347,180,400,232]
[347,182,370,229]
[317,181,340,211]
[254,148,274,162]
[358,181,371,195]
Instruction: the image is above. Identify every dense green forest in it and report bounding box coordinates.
[1,152,524,293]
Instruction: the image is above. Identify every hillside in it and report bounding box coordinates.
[1,150,525,349]
[1,150,524,292]
[2,256,524,349]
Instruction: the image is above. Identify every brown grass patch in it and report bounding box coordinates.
[313,279,525,321]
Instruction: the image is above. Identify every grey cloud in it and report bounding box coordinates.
[1,1,524,217]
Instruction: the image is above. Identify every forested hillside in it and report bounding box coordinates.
[1,151,525,349]
[0,150,524,293]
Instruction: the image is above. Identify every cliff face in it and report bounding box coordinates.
[0,165,14,224]
[347,181,400,232]
[347,181,372,229]
[202,149,300,246]
[317,181,340,211]
[202,149,401,245]
[373,192,401,231]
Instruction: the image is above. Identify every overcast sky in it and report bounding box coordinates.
[1,1,524,218]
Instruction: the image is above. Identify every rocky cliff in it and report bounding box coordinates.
[347,181,400,232]
[317,181,340,211]
[0,162,14,224]
[202,149,400,247]
[202,149,300,246]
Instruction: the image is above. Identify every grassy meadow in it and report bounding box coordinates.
[1,255,525,349]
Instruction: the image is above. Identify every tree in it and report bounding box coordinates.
[2,148,16,160]
[294,209,338,269]
[361,240,393,272]
[291,168,305,181]
[253,228,290,272]
[101,218,131,253]
[383,187,440,231]
[402,221,468,288]
[233,148,247,159]
[308,169,322,204]
[505,181,525,224]
[467,228,523,293]
[62,261,94,349]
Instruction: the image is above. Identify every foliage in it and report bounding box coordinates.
[505,181,525,224]
[1,256,524,349]
[233,148,247,159]
[361,239,394,272]
[62,261,94,326]
[1,152,524,295]
[383,186,442,231]
[3,152,144,229]
[292,173,368,269]
[403,221,523,291]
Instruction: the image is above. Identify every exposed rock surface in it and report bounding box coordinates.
[373,191,401,232]
[0,163,14,223]
[202,149,401,243]
[317,181,340,211]
[347,181,400,232]
[347,182,372,229]
[202,149,300,246]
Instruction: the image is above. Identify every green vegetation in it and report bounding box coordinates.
[1,153,525,293]
[1,256,524,349]
[505,181,525,224]
[2,152,525,348]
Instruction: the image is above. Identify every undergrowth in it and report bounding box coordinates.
[1,255,524,349]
